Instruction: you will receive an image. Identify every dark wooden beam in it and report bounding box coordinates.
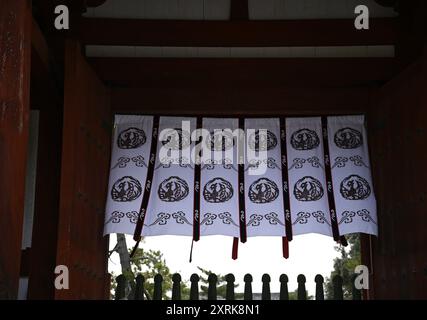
[27,100,62,299]
[31,18,50,71]
[31,17,62,109]
[111,87,374,115]
[55,40,110,299]
[87,0,107,7]
[79,17,397,47]
[230,0,249,21]
[395,0,427,66]
[0,0,32,300]
[28,18,63,300]
[88,57,397,88]
[32,0,67,78]
[374,0,398,8]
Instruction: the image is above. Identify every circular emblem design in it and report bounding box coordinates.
[293,176,324,201]
[290,129,320,150]
[117,127,146,149]
[111,176,142,202]
[334,127,363,149]
[161,128,191,150]
[340,174,371,200]
[158,176,189,202]
[248,130,278,151]
[248,178,279,204]
[203,177,234,203]
[206,130,235,151]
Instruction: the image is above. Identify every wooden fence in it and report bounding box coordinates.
[114,273,362,300]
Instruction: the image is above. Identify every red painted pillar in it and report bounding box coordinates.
[0,0,32,299]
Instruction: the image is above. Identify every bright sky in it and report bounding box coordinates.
[108,234,340,297]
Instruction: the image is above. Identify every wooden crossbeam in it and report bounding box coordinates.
[88,57,397,88]
[79,17,397,47]
[111,86,374,115]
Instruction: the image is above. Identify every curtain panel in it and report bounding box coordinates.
[104,115,377,257]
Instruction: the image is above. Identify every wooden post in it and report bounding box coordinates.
[134,274,145,300]
[315,275,325,300]
[243,274,253,300]
[297,274,307,300]
[172,273,181,300]
[279,274,289,300]
[207,274,217,300]
[333,275,344,300]
[153,274,163,300]
[0,0,32,300]
[225,274,235,300]
[190,274,199,300]
[261,274,271,300]
[55,40,111,299]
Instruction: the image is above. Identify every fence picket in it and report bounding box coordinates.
[153,274,163,300]
[225,274,235,300]
[208,274,217,300]
[261,274,271,300]
[297,274,307,300]
[172,273,181,300]
[115,274,127,300]
[315,274,324,300]
[244,274,253,300]
[190,273,200,300]
[114,272,362,301]
[134,274,145,300]
[279,274,289,300]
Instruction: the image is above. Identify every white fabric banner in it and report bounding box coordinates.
[245,118,286,237]
[104,115,153,235]
[199,118,240,237]
[104,115,377,240]
[286,117,332,237]
[143,117,196,236]
[327,115,378,236]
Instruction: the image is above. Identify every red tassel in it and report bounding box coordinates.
[282,237,289,259]
[232,237,238,260]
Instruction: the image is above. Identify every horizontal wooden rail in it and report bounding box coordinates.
[89,57,397,88]
[79,18,398,47]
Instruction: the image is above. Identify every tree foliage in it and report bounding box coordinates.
[110,246,190,300]
[197,267,243,299]
[288,289,314,300]
[324,234,361,299]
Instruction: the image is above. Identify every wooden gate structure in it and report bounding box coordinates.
[1,0,427,299]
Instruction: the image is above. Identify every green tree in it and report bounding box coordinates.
[324,234,361,299]
[110,239,190,300]
[129,247,174,299]
[288,289,314,300]
[198,267,243,299]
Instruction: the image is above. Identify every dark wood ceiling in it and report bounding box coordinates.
[30,0,427,97]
